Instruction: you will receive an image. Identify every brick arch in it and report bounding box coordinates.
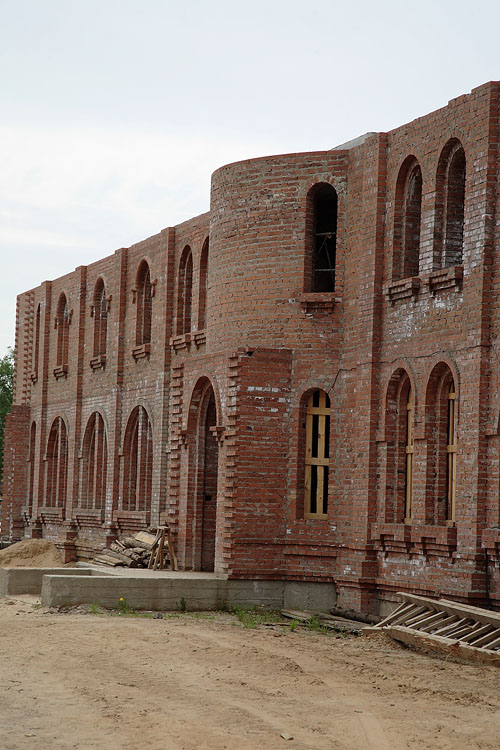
[92,277,108,359]
[304,182,338,293]
[135,259,153,346]
[79,411,107,511]
[176,245,194,336]
[392,155,423,281]
[183,375,222,571]
[44,415,69,509]
[424,361,458,525]
[197,236,209,330]
[434,138,466,269]
[384,367,414,523]
[121,405,153,513]
[55,291,71,370]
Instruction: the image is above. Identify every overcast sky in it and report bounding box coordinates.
[0,0,499,356]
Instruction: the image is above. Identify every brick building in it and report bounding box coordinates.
[3,81,500,615]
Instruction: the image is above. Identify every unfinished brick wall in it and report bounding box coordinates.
[3,81,500,613]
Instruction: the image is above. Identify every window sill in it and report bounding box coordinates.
[428,265,463,294]
[410,523,457,556]
[384,276,421,304]
[170,333,191,352]
[132,343,151,361]
[371,522,412,553]
[193,329,206,348]
[299,293,341,315]
[75,510,105,527]
[90,354,106,370]
[38,506,65,521]
[304,513,329,521]
[482,527,500,557]
[53,364,68,380]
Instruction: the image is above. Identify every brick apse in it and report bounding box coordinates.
[3,81,500,615]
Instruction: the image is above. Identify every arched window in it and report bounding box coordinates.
[306,183,338,292]
[393,157,422,280]
[122,406,153,512]
[425,365,457,525]
[80,412,107,510]
[55,293,70,374]
[135,261,153,346]
[176,246,193,335]
[45,416,68,508]
[27,421,37,513]
[198,237,209,330]
[32,304,41,383]
[303,389,330,519]
[92,278,107,360]
[435,140,466,268]
[385,370,414,523]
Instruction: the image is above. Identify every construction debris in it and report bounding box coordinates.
[368,592,500,667]
[91,526,177,571]
[280,609,370,634]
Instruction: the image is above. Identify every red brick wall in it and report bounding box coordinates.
[4,81,500,612]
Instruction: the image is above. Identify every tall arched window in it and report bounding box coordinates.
[303,389,330,519]
[92,278,108,360]
[306,183,338,292]
[198,237,209,330]
[425,365,457,525]
[32,304,41,383]
[45,416,68,508]
[27,421,37,513]
[80,412,107,510]
[435,140,466,268]
[177,246,193,335]
[393,157,422,280]
[55,293,70,375]
[122,406,153,512]
[385,370,413,523]
[135,261,153,346]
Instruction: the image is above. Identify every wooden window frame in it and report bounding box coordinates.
[304,390,330,519]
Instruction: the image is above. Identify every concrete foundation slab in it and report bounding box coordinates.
[40,572,337,612]
[0,568,94,597]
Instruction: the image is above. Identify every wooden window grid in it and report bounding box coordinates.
[446,382,457,522]
[404,387,414,523]
[304,390,330,519]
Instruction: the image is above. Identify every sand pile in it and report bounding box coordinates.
[0,539,64,568]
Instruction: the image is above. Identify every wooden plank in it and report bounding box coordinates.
[469,628,500,648]
[404,607,433,626]
[457,623,490,643]
[376,603,417,628]
[415,612,449,632]
[384,626,500,667]
[398,592,500,629]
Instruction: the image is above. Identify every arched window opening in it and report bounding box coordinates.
[393,158,422,280]
[81,412,107,510]
[45,417,68,508]
[32,304,41,383]
[122,406,153,513]
[176,247,193,335]
[385,370,413,523]
[92,278,107,359]
[435,141,466,268]
[135,262,152,346]
[309,184,338,292]
[425,365,457,525]
[304,389,330,519]
[27,421,37,513]
[55,293,70,374]
[198,238,209,330]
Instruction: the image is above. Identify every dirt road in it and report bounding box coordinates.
[1,596,498,750]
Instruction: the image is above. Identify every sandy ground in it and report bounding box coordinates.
[0,596,499,750]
